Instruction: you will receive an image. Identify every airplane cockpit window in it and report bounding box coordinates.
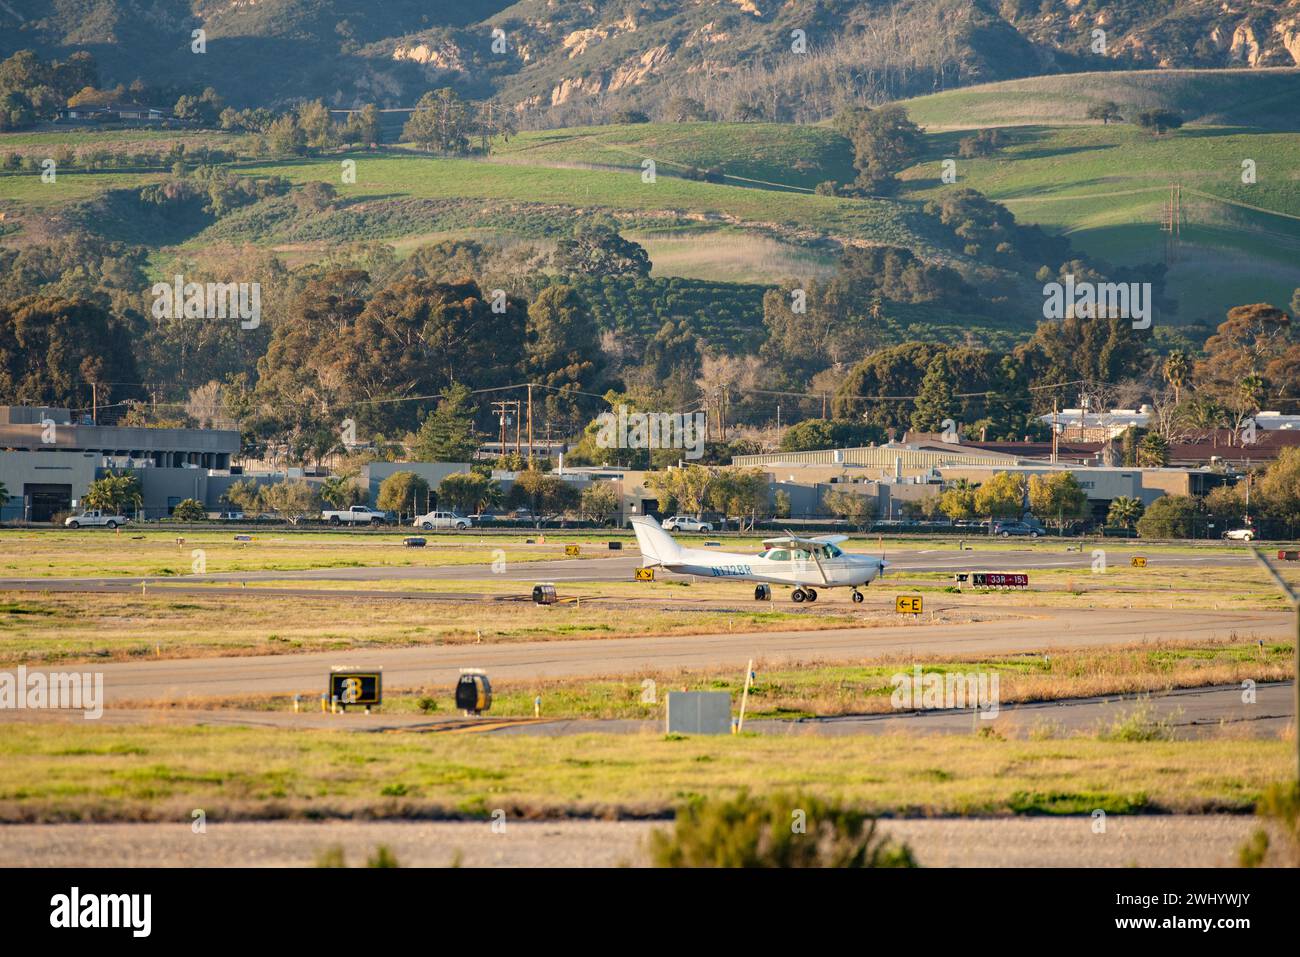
[762,548,790,561]
[823,544,843,558]
[792,549,810,561]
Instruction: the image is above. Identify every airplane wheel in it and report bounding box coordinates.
[805,588,817,602]
[754,584,771,601]
[852,590,864,604]
[791,588,805,603]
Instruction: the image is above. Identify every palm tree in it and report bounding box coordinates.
[1179,395,1225,432]
[1107,496,1144,530]
[1162,350,1190,405]
[1137,432,1170,467]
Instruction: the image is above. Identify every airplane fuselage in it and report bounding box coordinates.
[662,546,882,589]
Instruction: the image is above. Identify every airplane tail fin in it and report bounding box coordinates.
[630,515,682,566]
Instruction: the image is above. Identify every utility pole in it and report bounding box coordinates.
[492,401,504,455]
[492,399,521,463]
[91,381,98,425]
[1161,183,1182,265]
[1051,398,1059,464]
[1245,465,1252,527]
[1251,548,1300,782]
[526,384,534,469]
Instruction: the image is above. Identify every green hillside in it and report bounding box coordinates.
[228,152,933,251]
[491,122,855,192]
[896,69,1300,323]
[899,69,1300,131]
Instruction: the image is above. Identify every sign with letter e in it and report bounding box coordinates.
[895,595,923,615]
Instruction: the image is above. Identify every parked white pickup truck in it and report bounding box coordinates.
[414,510,471,530]
[322,505,392,527]
[65,509,128,529]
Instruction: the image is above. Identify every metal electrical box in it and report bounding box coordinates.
[665,691,732,735]
[456,670,492,715]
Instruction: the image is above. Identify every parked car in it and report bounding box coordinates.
[213,510,245,521]
[322,505,392,526]
[1223,527,1258,542]
[992,521,1040,538]
[662,515,713,532]
[414,510,471,530]
[65,509,128,529]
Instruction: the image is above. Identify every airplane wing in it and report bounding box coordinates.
[761,533,849,548]
[761,531,839,585]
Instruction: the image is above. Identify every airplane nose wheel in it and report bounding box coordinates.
[851,590,864,603]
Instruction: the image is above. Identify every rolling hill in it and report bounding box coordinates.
[898,68,1300,130]
[489,122,855,191]
[894,70,1300,323]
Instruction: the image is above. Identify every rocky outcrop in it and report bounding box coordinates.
[550,42,671,104]
[392,41,465,71]
[550,74,604,104]
[1275,14,1300,65]
[608,43,670,91]
[560,15,638,58]
[1230,22,1263,65]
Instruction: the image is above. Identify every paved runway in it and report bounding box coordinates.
[0,545,1265,592]
[13,606,1290,704]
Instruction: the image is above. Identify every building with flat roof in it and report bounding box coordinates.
[730,439,1236,522]
[1,405,241,522]
[1041,407,1300,442]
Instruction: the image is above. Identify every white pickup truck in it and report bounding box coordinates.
[414,510,471,530]
[65,509,128,529]
[322,505,392,527]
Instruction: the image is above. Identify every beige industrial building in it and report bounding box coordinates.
[732,441,1234,523]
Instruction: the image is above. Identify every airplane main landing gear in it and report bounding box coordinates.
[851,589,864,604]
[754,584,771,601]
[792,587,817,603]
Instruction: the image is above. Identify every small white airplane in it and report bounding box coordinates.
[630,515,888,603]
